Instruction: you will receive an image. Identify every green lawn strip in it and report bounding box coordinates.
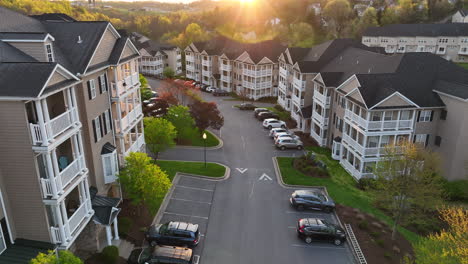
[278,146,420,244]
[178,130,219,147]
[266,107,291,121]
[457,63,468,70]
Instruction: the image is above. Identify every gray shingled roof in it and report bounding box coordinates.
[364,23,468,37]
[30,13,77,22]
[0,40,36,62]
[0,7,45,32]
[0,32,48,41]
[0,62,56,98]
[434,80,468,100]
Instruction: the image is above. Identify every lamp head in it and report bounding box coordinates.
[202,132,207,139]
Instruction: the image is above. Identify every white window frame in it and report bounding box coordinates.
[102,150,118,184]
[100,74,107,92]
[90,79,97,99]
[414,134,427,144]
[419,110,432,122]
[45,43,54,62]
[94,116,102,141]
[105,110,112,134]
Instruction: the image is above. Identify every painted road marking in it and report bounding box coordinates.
[259,173,272,181]
[163,212,209,220]
[236,168,248,173]
[291,244,347,250]
[176,185,214,192]
[170,198,212,204]
[193,255,200,264]
[288,226,296,229]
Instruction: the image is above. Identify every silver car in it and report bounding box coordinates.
[274,133,300,143]
[275,138,304,150]
[269,128,288,137]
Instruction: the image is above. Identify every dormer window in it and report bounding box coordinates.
[45,43,54,62]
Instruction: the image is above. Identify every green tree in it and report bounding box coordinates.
[143,117,176,159]
[139,74,149,89]
[374,142,445,240]
[289,22,315,47]
[353,7,379,38]
[189,101,224,133]
[413,207,468,264]
[30,250,82,264]
[165,105,196,143]
[381,6,400,25]
[323,0,353,37]
[118,152,171,212]
[163,66,175,79]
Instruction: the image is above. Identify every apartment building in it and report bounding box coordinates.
[185,37,286,100]
[362,23,468,62]
[278,40,468,181]
[452,9,468,23]
[277,39,384,132]
[0,7,144,260]
[131,32,182,77]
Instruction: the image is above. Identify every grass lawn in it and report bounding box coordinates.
[457,63,468,70]
[179,130,219,147]
[266,106,291,121]
[156,160,226,178]
[277,146,420,244]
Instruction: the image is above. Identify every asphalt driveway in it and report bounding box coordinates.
[147,77,355,264]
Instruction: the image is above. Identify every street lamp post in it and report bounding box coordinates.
[202,132,207,168]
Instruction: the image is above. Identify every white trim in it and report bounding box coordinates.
[0,188,14,245]
[115,38,141,65]
[45,43,54,62]
[346,88,369,109]
[433,89,468,102]
[1,33,55,43]
[336,74,361,92]
[370,91,420,109]
[83,23,120,74]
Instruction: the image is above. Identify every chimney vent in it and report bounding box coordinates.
[77,35,83,44]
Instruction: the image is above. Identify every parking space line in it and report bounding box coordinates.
[176,185,214,192]
[290,244,347,250]
[287,226,296,229]
[170,198,212,204]
[193,255,200,264]
[163,212,209,220]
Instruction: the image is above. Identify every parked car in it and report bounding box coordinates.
[238,103,256,110]
[274,133,300,143]
[127,245,193,264]
[206,86,216,93]
[272,129,295,139]
[146,221,200,247]
[213,89,229,96]
[257,111,279,121]
[296,218,346,246]
[253,108,269,118]
[289,190,336,212]
[275,138,303,150]
[263,119,286,129]
[269,128,288,137]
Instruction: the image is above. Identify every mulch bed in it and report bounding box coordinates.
[336,204,413,264]
[118,199,154,246]
[292,157,330,178]
[85,254,127,264]
[295,132,319,147]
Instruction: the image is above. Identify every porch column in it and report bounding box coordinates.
[77,131,87,169]
[35,100,48,146]
[65,88,75,124]
[45,152,59,199]
[70,87,80,125]
[54,204,67,245]
[113,217,120,240]
[116,102,122,133]
[72,134,82,170]
[113,67,119,97]
[41,99,52,141]
[84,178,93,213]
[60,201,71,240]
[51,149,63,193]
[106,225,113,246]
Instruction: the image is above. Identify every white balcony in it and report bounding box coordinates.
[310,130,327,146]
[177,54,182,60]
[30,108,79,146]
[312,111,329,128]
[186,64,195,71]
[40,155,86,199]
[293,77,306,91]
[115,104,143,133]
[119,133,145,164]
[278,81,287,92]
[186,55,194,63]
[340,158,363,179]
[242,69,273,77]
[221,75,231,83]
[342,134,365,156]
[314,92,331,107]
[279,67,288,78]
[202,60,211,67]
[202,70,211,77]
[111,73,140,99]
[344,109,414,131]
[220,64,232,71]
[141,69,163,76]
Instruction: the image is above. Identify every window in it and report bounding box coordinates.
[98,74,107,93]
[102,110,112,135]
[45,43,54,62]
[438,47,446,53]
[93,116,102,142]
[102,150,118,184]
[440,110,447,120]
[414,134,428,146]
[418,110,433,122]
[435,136,442,146]
[87,79,96,100]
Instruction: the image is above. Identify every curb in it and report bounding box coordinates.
[152,161,230,225]
[174,130,223,150]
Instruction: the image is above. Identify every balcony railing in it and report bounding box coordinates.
[220,64,232,71]
[186,56,194,63]
[202,60,211,67]
[140,61,163,67]
[344,109,413,131]
[310,130,327,146]
[40,155,85,199]
[340,159,362,179]
[50,199,92,245]
[312,111,329,127]
[221,75,231,83]
[115,105,143,133]
[278,81,287,92]
[242,69,273,77]
[111,73,139,98]
[186,64,195,71]
[293,77,306,91]
[342,134,365,155]
[279,67,288,78]
[314,92,331,107]
[141,69,163,75]
[30,108,78,145]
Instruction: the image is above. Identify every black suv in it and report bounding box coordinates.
[213,89,229,96]
[257,111,279,121]
[297,218,346,246]
[146,222,200,247]
[128,245,193,264]
[290,190,336,212]
[238,103,256,110]
[253,108,269,118]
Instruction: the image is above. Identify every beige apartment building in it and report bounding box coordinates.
[362,23,468,63]
[0,7,144,260]
[278,39,468,181]
[185,37,285,100]
[452,9,468,23]
[131,32,182,77]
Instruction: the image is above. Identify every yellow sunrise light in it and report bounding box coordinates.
[239,0,255,3]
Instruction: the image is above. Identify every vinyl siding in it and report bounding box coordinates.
[46,71,68,87]
[89,28,118,68]
[0,101,51,242]
[8,42,46,62]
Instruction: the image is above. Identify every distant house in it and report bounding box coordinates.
[307,3,321,15]
[452,9,468,23]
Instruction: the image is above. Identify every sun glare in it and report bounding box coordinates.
[239,0,256,4]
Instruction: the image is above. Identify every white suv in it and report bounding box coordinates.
[263,119,286,129]
[269,128,288,137]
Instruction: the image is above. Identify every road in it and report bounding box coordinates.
[147,78,355,264]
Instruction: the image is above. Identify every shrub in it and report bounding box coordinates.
[118,217,133,237]
[384,252,392,259]
[357,178,377,191]
[101,246,119,264]
[358,220,369,230]
[370,231,380,238]
[376,239,385,248]
[443,180,468,201]
[274,104,285,112]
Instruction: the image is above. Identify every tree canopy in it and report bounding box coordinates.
[143,117,177,159]
[165,105,197,143]
[30,250,82,264]
[323,0,353,37]
[189,101,224,133]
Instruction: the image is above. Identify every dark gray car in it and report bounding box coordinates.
[290,190,335,212]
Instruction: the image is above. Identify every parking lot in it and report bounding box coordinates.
[157,175,218,262]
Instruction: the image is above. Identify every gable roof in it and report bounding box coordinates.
[364,23,468,37]
[30,13,76,22]
[0,6,45,32]
[459,9,468,17]
[0,40,36,62]
[109,36,140,65]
